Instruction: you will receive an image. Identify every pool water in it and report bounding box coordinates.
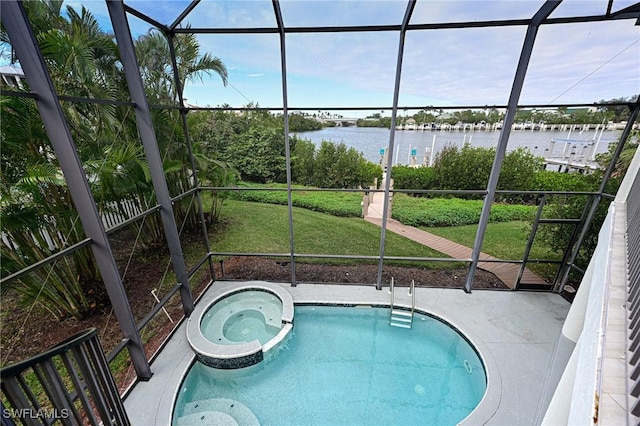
[174,306,486,425]
[200,290,283,345]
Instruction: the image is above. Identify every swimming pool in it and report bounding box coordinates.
[175,305,486,425]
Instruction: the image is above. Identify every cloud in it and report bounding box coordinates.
[521,20,640,104]
[51,1,640,109]
[184,0,276,29]
[280,0,406,27]
[175,1,640,108]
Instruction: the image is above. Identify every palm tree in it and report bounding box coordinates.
[135,29,229,234]
[135,29,227,103]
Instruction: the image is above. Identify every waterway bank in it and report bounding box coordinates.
[293,126,621,166]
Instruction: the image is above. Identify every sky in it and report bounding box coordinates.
[9,1,640,117]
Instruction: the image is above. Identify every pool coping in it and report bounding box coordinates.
[186,282,294,369]
[124,281,570,425]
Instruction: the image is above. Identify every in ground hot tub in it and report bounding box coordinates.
[187,282,294,369]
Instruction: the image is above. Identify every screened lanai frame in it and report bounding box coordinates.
[1,0,639,380]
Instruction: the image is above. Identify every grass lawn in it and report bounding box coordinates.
[211,200,455,268]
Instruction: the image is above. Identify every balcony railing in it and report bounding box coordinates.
[541,143,640,425]
[0,328,129,426]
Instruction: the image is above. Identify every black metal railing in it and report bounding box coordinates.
[1,328,129,426]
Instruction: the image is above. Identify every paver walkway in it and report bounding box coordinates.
[365,190,547,289]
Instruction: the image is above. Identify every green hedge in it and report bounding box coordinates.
[391,194,536,227]
[231,184,363,217]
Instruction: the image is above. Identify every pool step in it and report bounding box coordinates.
[177,398,259,426]
[176,410,237,425]
[389,309,413,329]
[388,277,415,329]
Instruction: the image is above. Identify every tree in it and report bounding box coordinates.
[193,151,238,225]
[538,132,639,274]
[432,144,494,192]
[291,138,316,185]
[0,2,119,320]
[134,30,229,234]
[288,113,323,132]
[311,141,377,188]
[223,121,289,183]
[597,95,639,123]
[135,29,227,103]
[595,130,639,180]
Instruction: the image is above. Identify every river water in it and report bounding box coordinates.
[292,126,620,166]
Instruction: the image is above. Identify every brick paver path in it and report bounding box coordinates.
[365,191,547,289]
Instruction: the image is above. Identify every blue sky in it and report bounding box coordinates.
[16,1,640,116]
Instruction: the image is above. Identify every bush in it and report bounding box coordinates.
[391,195,536,227]
[532,170,599,192]
[498,147,543,191]
[291,138,316,185]
[432,144,494,192]
[391,165,435,192]
[223,125,289,183]
[359,161,384,189]
[291,139,382,189]
[430,144,543,200]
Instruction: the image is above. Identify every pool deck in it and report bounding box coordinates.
[124,281,570,425]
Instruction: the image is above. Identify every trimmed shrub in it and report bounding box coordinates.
[391,195,536,227]
[232,184,363,217]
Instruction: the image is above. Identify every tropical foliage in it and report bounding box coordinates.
[1,96,100,319]
[0,1,227,319]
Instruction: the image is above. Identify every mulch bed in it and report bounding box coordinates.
[219,257,507,289]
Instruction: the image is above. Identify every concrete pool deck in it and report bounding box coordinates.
[124,281,570,425]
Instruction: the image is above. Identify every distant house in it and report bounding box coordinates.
[0,65,25,89]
